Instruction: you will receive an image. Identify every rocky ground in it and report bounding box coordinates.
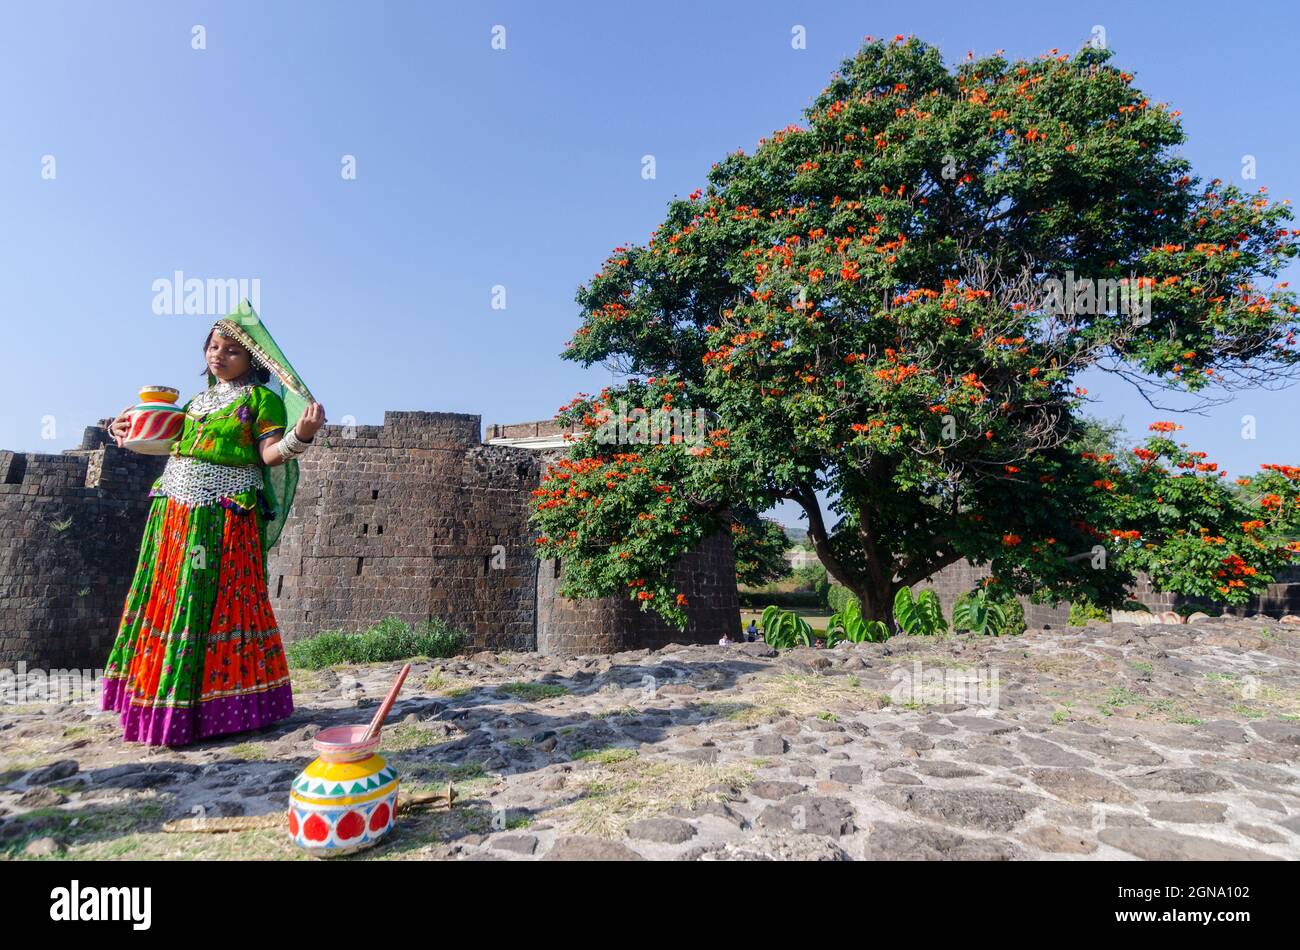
[2,615,1299,861]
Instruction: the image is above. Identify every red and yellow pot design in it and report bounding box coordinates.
[124,386,184,455]
[287,726,399,856]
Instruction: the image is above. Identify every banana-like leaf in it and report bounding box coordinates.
[893,587,919,634]
[917,590,948,633]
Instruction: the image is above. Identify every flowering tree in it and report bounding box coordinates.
[534,37,1300,626]
[1099,424,1300,607]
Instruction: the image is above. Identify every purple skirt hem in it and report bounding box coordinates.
[100,677,294,747]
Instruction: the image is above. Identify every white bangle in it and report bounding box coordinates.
[277,428,312,460]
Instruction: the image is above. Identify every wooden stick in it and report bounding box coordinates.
[364,662,411,741]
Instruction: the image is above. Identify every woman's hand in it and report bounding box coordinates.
[295,402,326,441]
[260,403,327,466]
[108,407,134,448]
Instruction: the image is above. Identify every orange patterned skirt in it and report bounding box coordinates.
[100,494,293,745]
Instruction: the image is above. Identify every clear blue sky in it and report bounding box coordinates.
[2,1,1295,528]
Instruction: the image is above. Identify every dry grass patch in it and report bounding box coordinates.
[1200,672,1300,718]
[379,723,445,753]
[423,669,478,698]
[719,672,889,723]
[556,753,753,838]
[222,741,269,761]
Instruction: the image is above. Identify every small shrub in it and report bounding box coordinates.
[826,584,859,615]
[1068,601,1110,626]
[979,586,1026,636]
[286,616,467,669]
[998,595,1026,636]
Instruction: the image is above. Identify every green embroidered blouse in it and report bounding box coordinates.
[150,385,288,515]
[172,384,287,465]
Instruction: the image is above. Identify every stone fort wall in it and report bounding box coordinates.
[0,412,740,669]
[0,424,166,670]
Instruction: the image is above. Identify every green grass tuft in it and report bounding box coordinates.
[500,682,568,702]
[287,616,467,669]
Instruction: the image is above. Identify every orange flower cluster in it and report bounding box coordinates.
[873,364,920,384]
[1215,554,1257,592]
[1148,421,1183,432]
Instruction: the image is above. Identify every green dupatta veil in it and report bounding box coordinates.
[207,301,315,553]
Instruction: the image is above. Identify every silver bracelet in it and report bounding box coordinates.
[277,428,312,461]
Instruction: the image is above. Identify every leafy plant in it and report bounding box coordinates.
[952,588,1008,636]
[792,563,831,603]
[1068,601,1110,626]
[826,584,859,615]
[730,508,793,587]
[286,616,467,669]
[760,604,813,649]
[826,599,890,644]
[893,587,947,636]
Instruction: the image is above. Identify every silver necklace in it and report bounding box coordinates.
[188,374,257,417]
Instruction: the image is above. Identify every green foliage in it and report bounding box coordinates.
[995,591,1027,636]
[952,588,1008,636]
[536,36,1300,627]
[792,563,830,603]
[1068,601,1110,626]
[826,584,860,615]
[760,604,813,649]
[286,616,467,669]
[502,682,569,702]
[826,598,890,644]
[893,587,947,636]
[1094,428,1300,607]
[731,509,793,587]
[738,588,827,610]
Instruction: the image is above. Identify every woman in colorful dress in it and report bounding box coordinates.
[100,305,326,746]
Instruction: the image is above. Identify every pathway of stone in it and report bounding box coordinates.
[2,615,1298,860]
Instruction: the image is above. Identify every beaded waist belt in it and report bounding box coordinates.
[155,454,263,507]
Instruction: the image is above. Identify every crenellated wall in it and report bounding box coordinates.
[267,411,544,653]
[0,424,167,669]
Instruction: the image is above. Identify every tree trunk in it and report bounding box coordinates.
[852,578,896,629]
[792,483,895,629]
